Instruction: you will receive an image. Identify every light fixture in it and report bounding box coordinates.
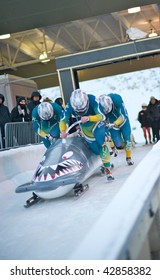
[0,34,10,39]
[39,42,50,63]
[39,51,50,63]
[148,29,158,38]
[148,20,158,38]
[128,7,141,14]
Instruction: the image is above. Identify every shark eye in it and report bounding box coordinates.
[62,151,73,159]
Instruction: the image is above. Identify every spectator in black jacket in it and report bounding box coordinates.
[0,93,11,148]
[55,97,64,110]
[138,103,152,144]
[11,96,31,122]
[28,91,42,117]
[147,96,160,142]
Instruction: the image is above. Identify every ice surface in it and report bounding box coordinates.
[0,144,153,260]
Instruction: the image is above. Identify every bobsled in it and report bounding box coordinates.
[15,122,102,205]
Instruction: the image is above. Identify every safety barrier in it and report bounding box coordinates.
[4,122,41,148]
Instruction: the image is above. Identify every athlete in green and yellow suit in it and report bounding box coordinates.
[59,89,114,180]
[32,102,62,148]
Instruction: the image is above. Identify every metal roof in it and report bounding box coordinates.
[0,1,159,71]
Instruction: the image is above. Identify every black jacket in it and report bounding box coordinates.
[11,104,31,122]
[147,99,160,123]
[0,104,11,136]
[28,100,41,116]
[28,91,41,116]
[138,109,151,127]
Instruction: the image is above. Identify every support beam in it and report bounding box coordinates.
[56,36,160,70]
[56,36,160,103]
[57,69,79,103]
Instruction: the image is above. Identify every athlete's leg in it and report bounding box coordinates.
[109,127,123,148]
[50,123,60,138]
[93,122,111,167]
[119,120,134,165]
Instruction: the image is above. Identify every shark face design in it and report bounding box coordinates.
[33,158,83,182]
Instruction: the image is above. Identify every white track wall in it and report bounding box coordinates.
[0,144,45,184]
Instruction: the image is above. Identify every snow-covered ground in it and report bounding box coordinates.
[40,67,160,143]
[0,144,153,260]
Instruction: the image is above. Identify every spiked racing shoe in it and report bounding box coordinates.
[126,158,134,166]
[106,168,114,181]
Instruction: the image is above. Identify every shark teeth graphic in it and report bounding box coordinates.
[34,159,83,182]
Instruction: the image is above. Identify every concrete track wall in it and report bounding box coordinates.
[0,144,45,184]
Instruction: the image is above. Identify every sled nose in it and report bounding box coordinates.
[15,181,35,193]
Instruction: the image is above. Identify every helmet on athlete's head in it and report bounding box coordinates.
[99,94,113,114]
[70,89,89,115]
[38,102,54,120]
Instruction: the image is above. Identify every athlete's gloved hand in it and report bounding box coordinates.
[45,134,53,141]
[60,131,68,138]
[81,116,90,124]
[107,123,116,129]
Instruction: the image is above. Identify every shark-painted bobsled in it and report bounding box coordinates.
[15,136,102,200]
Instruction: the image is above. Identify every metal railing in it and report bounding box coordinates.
[4,122,41,148]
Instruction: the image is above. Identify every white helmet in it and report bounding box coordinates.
[70,89,89,115]
[38,102,54,120]
[99,94,113,114]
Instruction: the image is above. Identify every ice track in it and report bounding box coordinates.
[0,144,153,260]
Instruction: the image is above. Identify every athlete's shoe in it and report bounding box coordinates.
[106,168,114,181]
[110,147,118,157]
[126,158,134,166]
[100,166,105,176]
[113,149,118,157]
[106,173,115,181]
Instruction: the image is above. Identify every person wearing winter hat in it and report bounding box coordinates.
[11,96,31,122]
[55,97,64,110]
[0,94,11,148]
[138,103,152,144]
[28,91,42,116]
